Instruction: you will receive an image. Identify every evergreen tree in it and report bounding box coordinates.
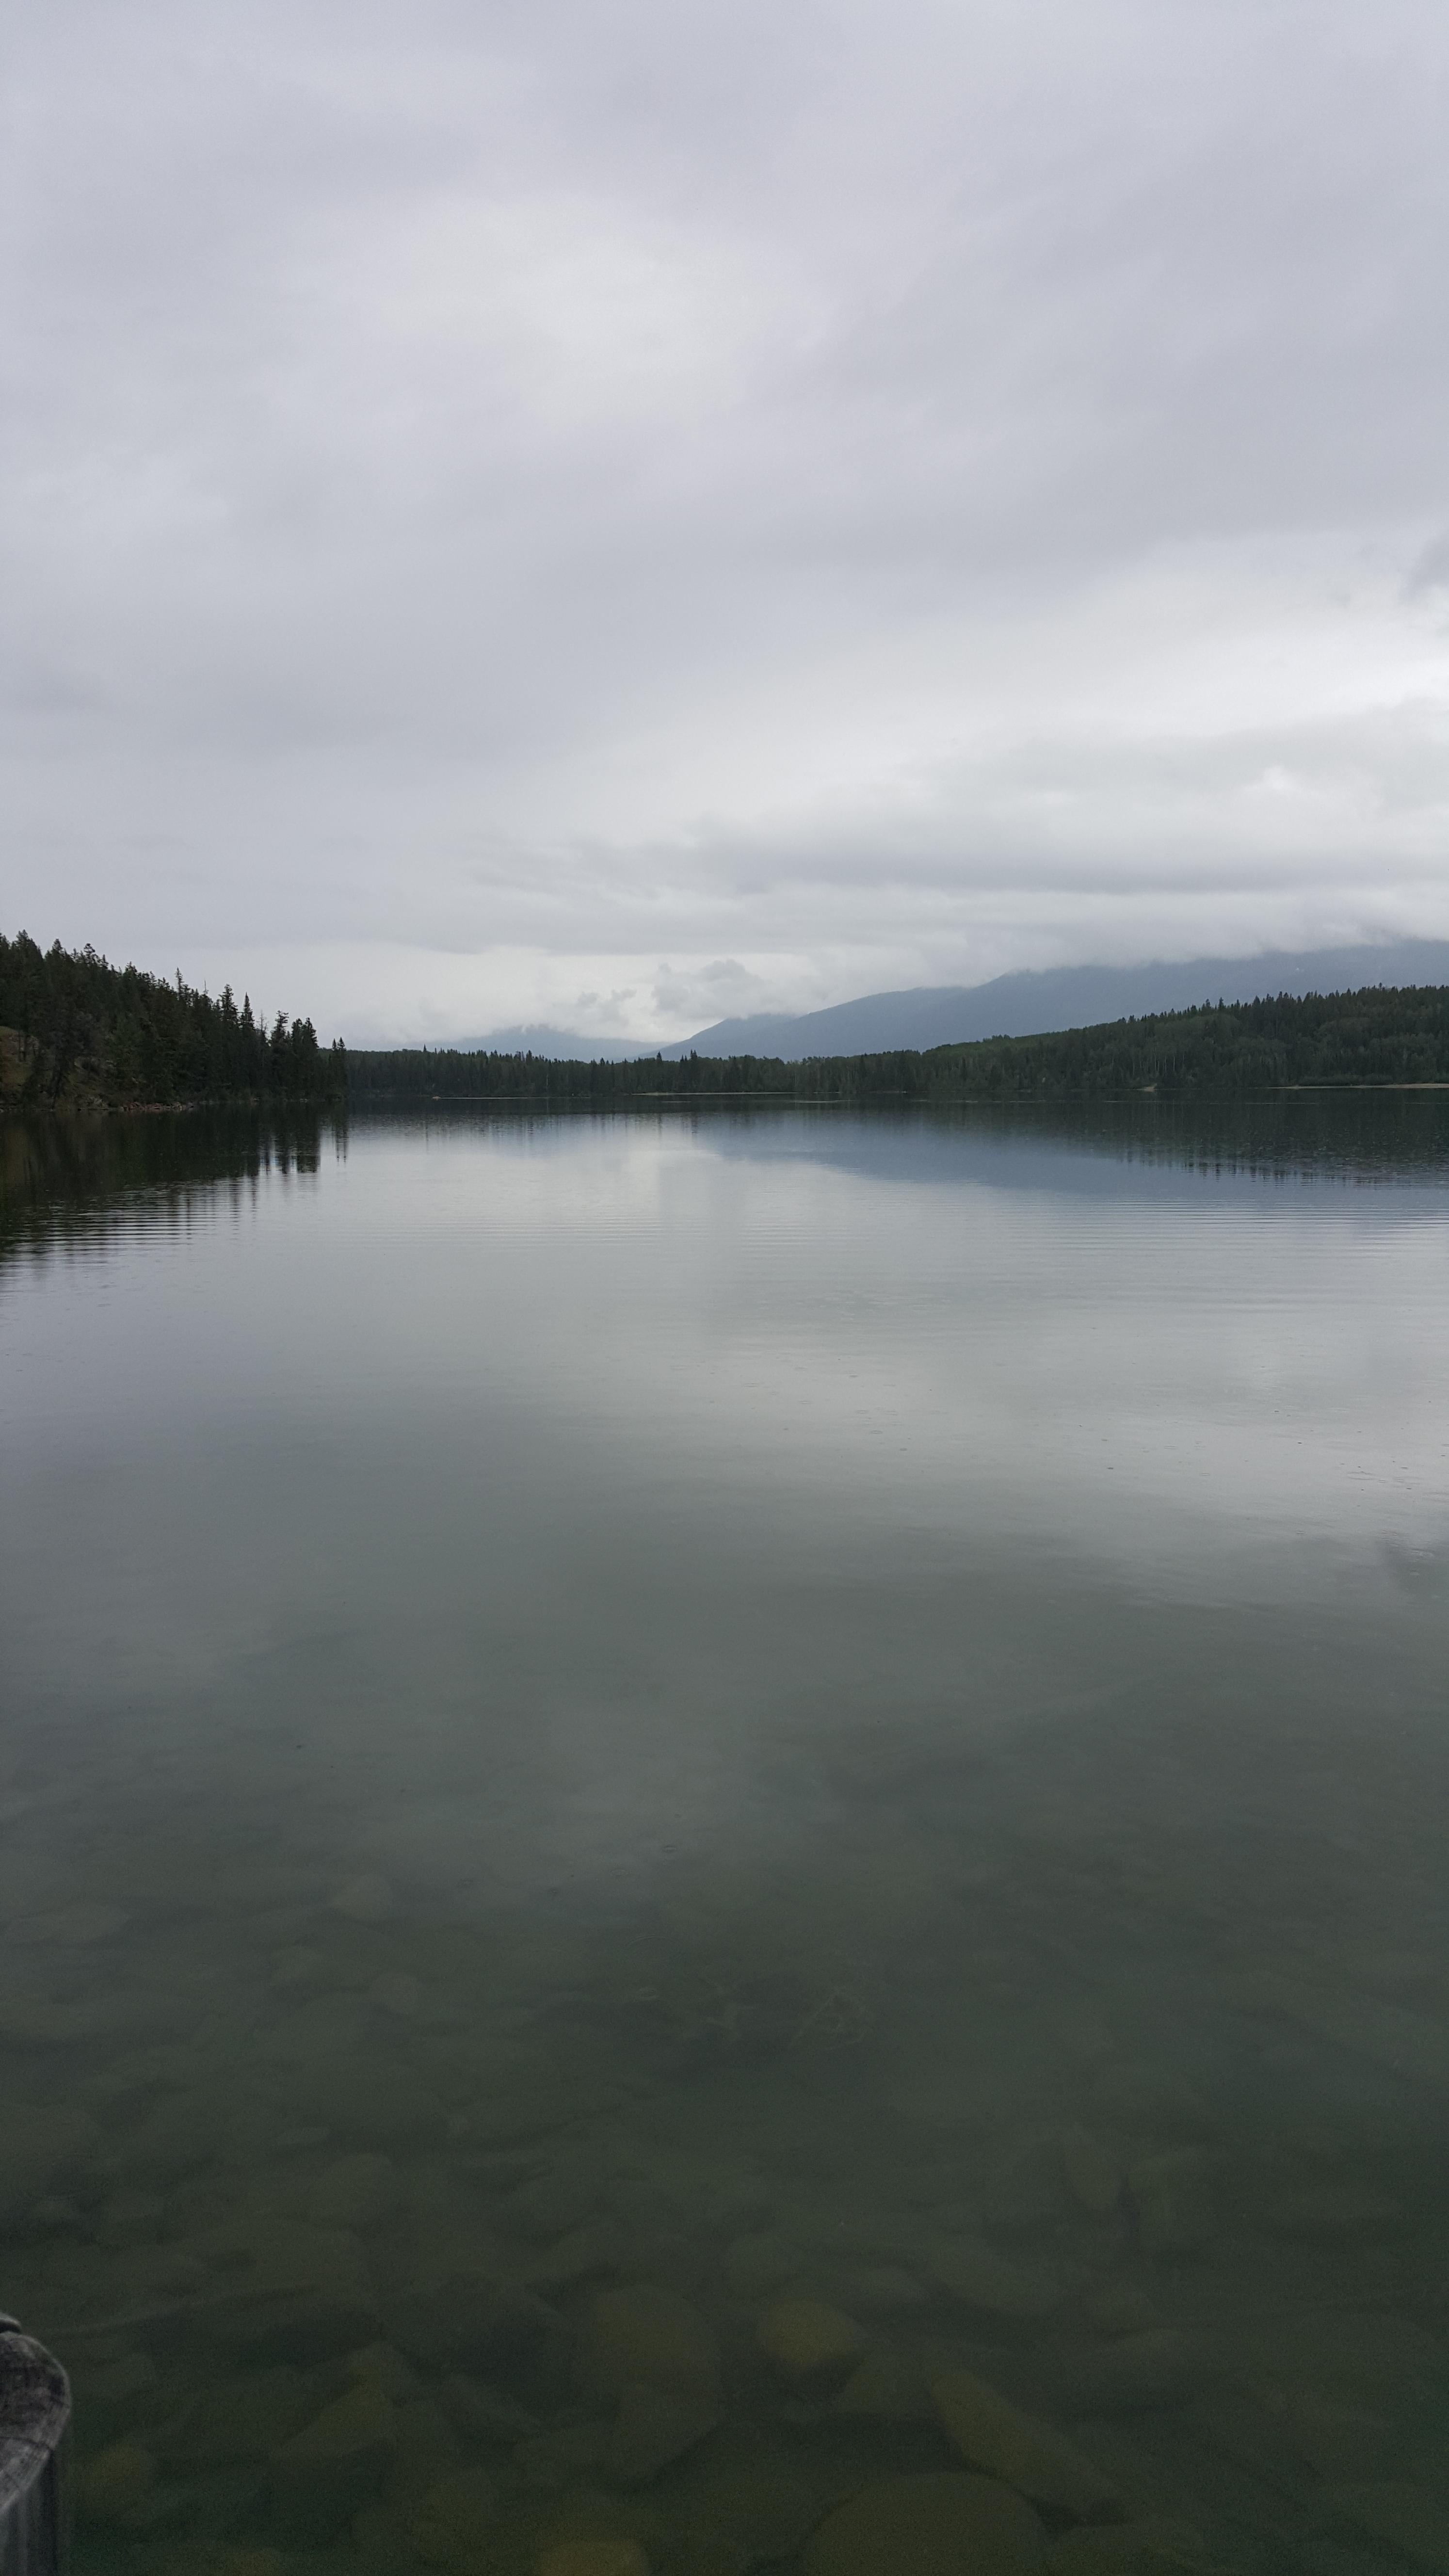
[0,932,345,1110]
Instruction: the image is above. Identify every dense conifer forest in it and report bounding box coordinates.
[6,935,1448,1114]
[0,932,345,1108]
[347,982,1449,1103]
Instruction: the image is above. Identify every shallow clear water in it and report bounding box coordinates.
[3,1099,1449,2576]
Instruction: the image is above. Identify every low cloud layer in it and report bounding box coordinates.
[5,0,1449,1039]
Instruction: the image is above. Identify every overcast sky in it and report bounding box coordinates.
[4,0,1449,1042]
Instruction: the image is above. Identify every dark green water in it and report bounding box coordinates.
[3,1099,1449,2576]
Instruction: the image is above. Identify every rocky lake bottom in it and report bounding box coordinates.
[3,1102,1449,2575]
[5,1654,1449,2576]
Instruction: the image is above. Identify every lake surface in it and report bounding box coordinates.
[3,1098,1449,2576]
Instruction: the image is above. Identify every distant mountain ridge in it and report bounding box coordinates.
[419,1022,644,1062]
[345,980,1449,1103]
[663,940,1449,1060]
[415,940,1449,1064]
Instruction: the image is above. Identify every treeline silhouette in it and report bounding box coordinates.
[9,938,1445,1113]
[0,932,346,1108]
[348,982,1449,1103]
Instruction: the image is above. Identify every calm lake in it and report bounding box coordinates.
[3,1098,1449,2576]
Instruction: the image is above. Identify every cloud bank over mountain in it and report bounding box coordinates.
[419,938,1449,1061]
[665,939,1449,1061]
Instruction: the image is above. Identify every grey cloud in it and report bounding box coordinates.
[4,0,1449,1027]
[1406,532,1449,596]
[652,959,774,1024]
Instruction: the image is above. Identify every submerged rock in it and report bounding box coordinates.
[537,2544,651,2576]
[1045,2521,1208,2571]
[268,2379,397,2546]
[74,2443,157,2528]
[439,2371,540,2443]
[349,2336,425,2402]
[330,1872,396,1923]
[929,2236,1064,2318]
[723,2229,802,2299]
[983,2139,1074,2237]
[1279,2390,1391,2480]
[833,2348,933,2422]
[66,2348,159,2445]
[1236,2306,1441,2411]
[386,2394,467,2507]
[370,1968,425,2017]
[1081,2285,1160,2338]
[410,2466,500,2574]
[758,2296,869,2388]
[390,2268,574,2402]
[1057,2331,1199,2415]
[13,1900,129,1946]
[21,2192,83,2239]
[1324,2480,1449,2568]
[0,1995,91,2050]
[578,2285,721,2405]
[93,2188,165,2249]
[160,2364,319,2466]
[280,2056,448,2151]
[109,2089,230,2186]
[506,2159,604,2242]
[835,2261,929,2315]
[1264,2184,1399,2240]
[1090,2064,1207,2134]
[670,2465,818,2573]
[803,2470,1047,2575]
[1061,2127,1125,2221]
[0,2102,101,2226]
[932,2369,1119,2519]
[515,2423,610,2492]
[190,2215,381,2363]
[1236,1977,1449,2093]
[270,1941,326,1988]
[604,2381,722,2486]
[306,2149,402,2232]
[1127,2153,1214,2258]
[528,2216,629,2291]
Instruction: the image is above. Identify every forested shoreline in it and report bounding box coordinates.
[348,982,1449,1104]
[0,932,345,1109]
[6,935,1449,1114]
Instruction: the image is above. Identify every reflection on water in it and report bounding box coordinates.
[0,1110,339,1264]
[2,1101,1449,2576]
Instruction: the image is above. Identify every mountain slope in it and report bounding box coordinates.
[664,940,1449,1060]
[409,1023,645,1062]
[345,980,1449,1101]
